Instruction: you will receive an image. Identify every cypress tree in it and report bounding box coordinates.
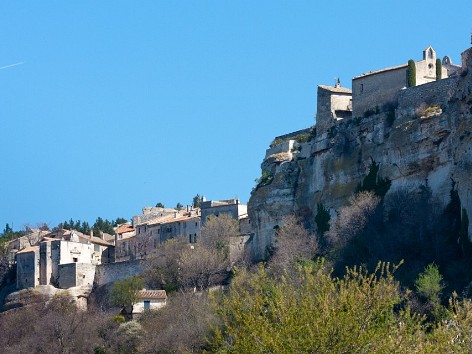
[407,59,416,87]
[436,58,442,80]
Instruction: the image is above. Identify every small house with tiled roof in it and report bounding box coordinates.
[133,289,167,315]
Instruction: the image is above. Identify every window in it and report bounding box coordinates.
[144,300,150,310]
[73,257,78,262]
[360,83,364,93]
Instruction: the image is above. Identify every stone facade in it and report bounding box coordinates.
[58,263,96,289]
[16,246,40,289]
[316,83,352,134]
[133,289,167,315]
[94,259,143,286]
[201,199,248,225]
[17,231,113,291]
[351,46,449,118]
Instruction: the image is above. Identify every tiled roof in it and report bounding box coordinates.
[16,246,39,254]
[136,289,167,300]
[353,63,408,80]
[118,233,136,241]
[143,213,200,227]
[116,224,134,234]
[318,85,352,94]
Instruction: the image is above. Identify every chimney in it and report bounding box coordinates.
[100,231,104,240]
[89,230,93,239]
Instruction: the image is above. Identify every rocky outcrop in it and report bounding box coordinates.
[4,285,91,311]
[249,47,472,261]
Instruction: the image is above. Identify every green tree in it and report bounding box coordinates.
[176,202,183,210]
[113,217,128,226]
[110,276,144,317]
[459,208,470,256]
[93,217,115,236]
[192,194,202,208]
[210,261,424,353]
[407,59,416,87]
[356,160,391,197]
[415,263,445,320]
[436,58,442,80]
[315,203,330,236]
[155,202,165,208]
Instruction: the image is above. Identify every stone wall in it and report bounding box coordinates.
[265,140,294,159]
[16,249,39,290]
[397,77,459,116]
[352,66,407,118]
[94,260,143,286]
[58,263,96,290]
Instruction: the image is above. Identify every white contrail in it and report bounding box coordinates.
[0,62,25,70]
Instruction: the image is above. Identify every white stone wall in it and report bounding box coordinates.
[133,298,166,314]
[330,93,352,119]
[415,59,448,85]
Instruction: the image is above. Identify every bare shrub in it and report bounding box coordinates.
[327,191,380,248]
[139,291,218,353]
[268,215,318,276]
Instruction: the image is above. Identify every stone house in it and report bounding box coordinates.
[200,199,248,225]
[351,46,452,117]
[16,246,40,289]
[133,289,167,315]
[16,230,114,290]
[316,46,461,133]
[114,224,136,262]
[316,82,353,134]
[133,210,201,259]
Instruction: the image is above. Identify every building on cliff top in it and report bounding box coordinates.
[316,45,462,134]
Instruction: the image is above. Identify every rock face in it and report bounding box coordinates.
[248,47,472,261]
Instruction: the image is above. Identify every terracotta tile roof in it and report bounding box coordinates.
[116,224,134,234]
[136,289,167,300]
[16,246,39,254]
[143,213,200,227]
[353,63,408,80]
[160,215,200,225]
[117,233,136,241]
[318,85,352,94]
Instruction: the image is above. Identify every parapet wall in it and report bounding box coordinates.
[398,76,459,115]
[94,260,143,286]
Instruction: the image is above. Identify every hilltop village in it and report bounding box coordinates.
[4,198,250,310]
[3,39,472,314]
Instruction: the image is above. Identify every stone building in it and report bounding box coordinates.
[200,199,248,225]
[133,289,167,316]
[351,46,450,117]
[316,81,352,134]
[16,246,40,289]
[16,230,114,290]
[316,45,460,133]
[114,223,136,262]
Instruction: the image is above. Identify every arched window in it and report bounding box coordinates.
[428,48,433,59]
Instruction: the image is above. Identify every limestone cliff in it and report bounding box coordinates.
[248,47,472,261]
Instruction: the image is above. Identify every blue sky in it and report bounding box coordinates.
[1,1,470,230]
